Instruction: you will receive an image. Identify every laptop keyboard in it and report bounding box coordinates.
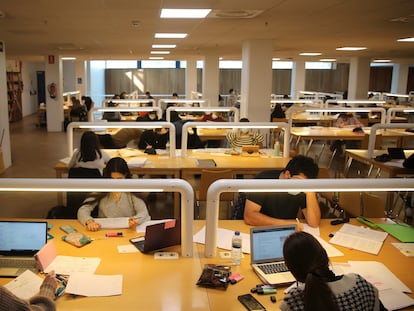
[258,262,289,274]
[0,257,38,269]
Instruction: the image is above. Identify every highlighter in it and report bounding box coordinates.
[105,232,123,237]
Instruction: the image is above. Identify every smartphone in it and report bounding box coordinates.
[238,294,266,311]
[60,225,77,234]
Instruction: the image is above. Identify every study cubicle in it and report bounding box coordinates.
[2,177,414,310]
[165,106,239,122]
[91,106,163,122]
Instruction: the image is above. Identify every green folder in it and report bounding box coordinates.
[377,223,414,243]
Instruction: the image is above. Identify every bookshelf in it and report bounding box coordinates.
[7,63,23,122]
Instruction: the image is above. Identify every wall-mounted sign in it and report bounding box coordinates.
[48,55,55,64]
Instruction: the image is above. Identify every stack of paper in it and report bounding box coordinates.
[329,223,388,255]
[126,157,148,167]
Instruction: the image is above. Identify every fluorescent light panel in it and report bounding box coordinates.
[397,37,414,42]
[150,51,170,54]
[336,47,367,51]
[155,33,187,38]
[149,57,164,60]
[160,9,211,18]
[152,44,176,48]
[300,52,322,56]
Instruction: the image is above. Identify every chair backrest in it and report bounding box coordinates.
[68,167,102,178]
[361,192,386,217]
[198,169,233,201]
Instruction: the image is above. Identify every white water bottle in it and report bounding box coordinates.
[273,141,280,156]
[231,231,242,265]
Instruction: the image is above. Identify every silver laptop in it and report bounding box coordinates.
[250,224,297,286]
[0,221,48,277]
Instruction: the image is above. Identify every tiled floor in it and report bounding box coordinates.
[0,113,411,224]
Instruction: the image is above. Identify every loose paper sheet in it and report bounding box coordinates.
[94,217,129,229]
[4,270,43,300]
[65,273,123,297]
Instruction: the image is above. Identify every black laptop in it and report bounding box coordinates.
[0,221,48,277]
[388,148,406,160]
[130,220,181,253]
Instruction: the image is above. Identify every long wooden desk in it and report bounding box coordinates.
[1,219,413,310]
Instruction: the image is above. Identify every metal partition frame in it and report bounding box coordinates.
[158,99,210,110]
[386,108,414,124]
[367,123,414,158]
[325,100,386,108]
[101,99,157,108]
[166,106,239,122]
[204,178,414,257]
[0,178,194,257]
[180,121,291,157]
[67,121,176,158]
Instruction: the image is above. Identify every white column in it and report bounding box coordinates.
[240,39,272,121]
[348,57,371,99]
[391,63,409,94]
[185,59,197,98]
[202,53,219,106]
[291,61,306,99]
[45,55,64,132]
[75,59,86,95]
[0,41,12,169]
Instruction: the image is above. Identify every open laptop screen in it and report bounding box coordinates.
[251,225,296,264]
[0,221,48,256]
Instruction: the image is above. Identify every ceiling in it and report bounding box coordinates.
[0,0,413,63]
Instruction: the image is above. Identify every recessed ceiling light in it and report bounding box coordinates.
[152,44,176,49]
[320,58,336,62]
[397,37,414,42]
[373,59,391,63]
[299,52,322,56]
[336,47,367,51]
[272,58,281,61]
[149,57,164,60]
[150,51,170,54]
[155,33,187,39]
[160,9,211,19]
[61,57,76,60]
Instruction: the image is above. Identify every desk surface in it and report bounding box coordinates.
[1,219,413,311]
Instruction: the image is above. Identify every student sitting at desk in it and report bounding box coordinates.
[281,231,383,311]
[0,270,58,311]
[243,155,321,228]
[69,131,111,175]
[137,128,169,150]
[226,118,264,149]
[77,157,151,231]
[98,128,143,149]
[331,112,364,154]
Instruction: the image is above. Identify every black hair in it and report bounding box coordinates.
[103,157,131,178]
[285,155,319,179]
[283,232,339,311]
[79,131,102,162]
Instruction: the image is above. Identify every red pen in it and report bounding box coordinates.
[105,232,123,237]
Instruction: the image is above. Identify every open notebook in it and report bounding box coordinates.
[0,221,48,277]
[250,224,297,286]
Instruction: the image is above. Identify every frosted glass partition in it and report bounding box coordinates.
[66,121,176,157]
[367,123,414,158]
[180,121,290,157]
[101,99,157,108]
[386,108,414,124]
[204,178,414,257]
[158,99,209,110]
[0,178,194,258]
[287,107,387,128]
[325,100,386,108]
[166,106,239,122]
[91,107,163,121]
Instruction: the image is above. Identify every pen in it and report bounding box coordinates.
[105,232,123,237]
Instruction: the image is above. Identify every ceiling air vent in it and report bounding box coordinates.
[208,10,263,19]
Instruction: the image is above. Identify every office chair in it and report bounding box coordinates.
[195,169,234,219]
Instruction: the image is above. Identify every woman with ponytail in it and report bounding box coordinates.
[280,231,384,311]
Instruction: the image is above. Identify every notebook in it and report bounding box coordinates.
[130,220,181,253]
[0,220,48,277]
[250,224,297,286]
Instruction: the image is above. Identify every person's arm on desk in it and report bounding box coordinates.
[302,192,321,228]
[0,271,57,311]
[77,197,101,231]
[243,199,302,229]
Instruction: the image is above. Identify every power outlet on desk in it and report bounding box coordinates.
[154,251,179,260]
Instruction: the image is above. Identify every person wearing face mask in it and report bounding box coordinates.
[77,157,151,231]
[226,118,264,149]
[243,155,321,228]
[136,110,159,122]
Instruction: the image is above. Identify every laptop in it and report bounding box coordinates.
[388,147,406,160]
[130,220,181,253]
[250,224,297,286]
[0,220,48,277]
